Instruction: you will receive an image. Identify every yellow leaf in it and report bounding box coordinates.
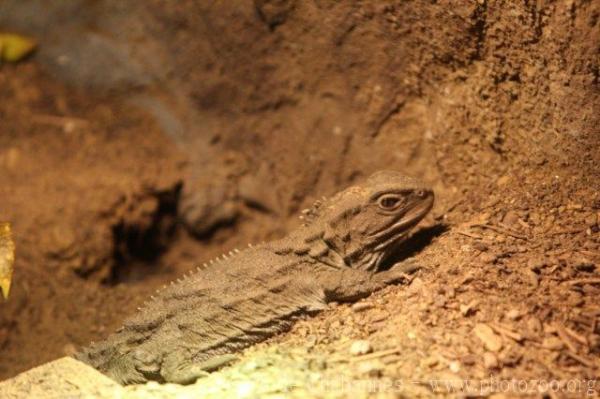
[0,33,37,62]
[0,222,15,299]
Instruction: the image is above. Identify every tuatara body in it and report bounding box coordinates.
[75,171,434,385]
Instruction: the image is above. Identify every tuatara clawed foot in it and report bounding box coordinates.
[375,259,423,285]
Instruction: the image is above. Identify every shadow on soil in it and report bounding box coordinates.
[380,224,449,271]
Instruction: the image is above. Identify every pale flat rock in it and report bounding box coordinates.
[0,357,207,399]
[0,356,123,398]
[0,345,405,398]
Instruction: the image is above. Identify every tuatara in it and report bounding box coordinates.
[75,171,434,385]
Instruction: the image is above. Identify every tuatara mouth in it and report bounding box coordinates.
[399,191,435,230]
[372,191,434,270]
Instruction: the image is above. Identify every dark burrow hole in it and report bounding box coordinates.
[379,224,449,271]
[105,183,182,285]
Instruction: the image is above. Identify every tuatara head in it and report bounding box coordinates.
[302,171,434,271]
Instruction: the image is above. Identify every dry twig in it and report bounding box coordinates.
[469,223,529,240]
[565,278,600,287]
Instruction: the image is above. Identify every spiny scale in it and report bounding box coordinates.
[300,195,329,226]
[144,245,254,308]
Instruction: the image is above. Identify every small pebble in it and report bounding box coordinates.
[460,273,475,285]
[421,356,439,368]
[503,210,519,226]
[541,336,564,350]
[368,311,388,323]
[585,214,597,227]
[460,299,479,316]
[473,323,503,352]
[449,360,461,373]
[496,175,510,186]
[356,360,384,377]
[349,340,372,356]
[407,277,424,295]
[483,352,499,369]
[472,241,488,251]
[505,309,521,320]
[351,302,374,313]
[525,269,539,287]
[461,354,477,366]
[527,257,547,272]
[433,295,447,308]
[240,360,259,373]
[481,253,498,264]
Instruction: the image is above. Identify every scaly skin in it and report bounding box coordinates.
[75,171,434,385]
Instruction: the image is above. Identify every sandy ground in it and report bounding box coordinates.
[0,0,599,397]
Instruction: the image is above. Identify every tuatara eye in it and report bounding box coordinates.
[378,195,404,210]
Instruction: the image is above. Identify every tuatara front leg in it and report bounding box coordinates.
[318,259,421,302]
